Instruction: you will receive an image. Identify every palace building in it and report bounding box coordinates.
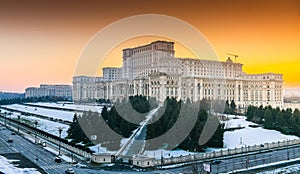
[72,40,283,110]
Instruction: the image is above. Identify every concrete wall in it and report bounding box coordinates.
[153,139,300,166]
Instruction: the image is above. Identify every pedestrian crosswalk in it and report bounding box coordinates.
[153,170,178,174]
[42,164,70,170]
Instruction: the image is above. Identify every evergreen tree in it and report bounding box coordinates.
[246,105,255,121]
[293,108,300,126]
[252,105,264,123]
[224,100,230,114]
[275,111,285,129]
[263,108,274,129]
[67,114,90,143]
[230,100,236,114]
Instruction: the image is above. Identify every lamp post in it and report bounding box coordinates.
[9,112,11,128]
[34,120,39,161]
[34,120,38,144]
[58,127,63,156]
[4,111,7,127]
[17,115,20,133]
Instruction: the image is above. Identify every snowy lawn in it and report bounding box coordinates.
[4,104,75,122]
[223,116,299,148]
[223,115,257,129]
[27,102,103,113]
[143,149,198,159]
[0,108,69,138]
[224,127,299,148]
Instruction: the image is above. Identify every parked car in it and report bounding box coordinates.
[211,159,222,165]
[11,132,16,135]
[54,156,62,163]
[7,138,13,143]
[65,168,75,174]
[74,162,87,168]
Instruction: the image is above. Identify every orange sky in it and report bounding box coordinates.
[0,0,299,92]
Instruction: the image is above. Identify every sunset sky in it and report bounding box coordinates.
[0,0,299,92]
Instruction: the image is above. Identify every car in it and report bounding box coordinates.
[211,159,222,165]
[65,168,75,174]
[54,156,62,163]
[11,132,16,135]
[74,162,87,168]
[7,138,13,143]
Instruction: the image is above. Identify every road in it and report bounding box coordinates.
[118,107,160,157]
[0,124,92,174]
[211,146,300,173]
[0,123,180,174]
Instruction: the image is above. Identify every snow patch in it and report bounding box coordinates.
[0,155,41,174]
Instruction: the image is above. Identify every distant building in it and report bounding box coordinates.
[0,92,25,100]
[25,84,72,99]
[73,40,284,110]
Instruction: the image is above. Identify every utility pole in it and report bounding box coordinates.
[34,120,38,161]
[8,113,11,128]
[17,115,20,134]
[58,127,63,156]
[4,112,6,127]
[34,120,38,144]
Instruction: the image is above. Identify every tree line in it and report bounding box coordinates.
[246,105,300,136]
[146,97,224,152]
[0,96,69,105]
[67,96,224,152]
[67,95,152,150]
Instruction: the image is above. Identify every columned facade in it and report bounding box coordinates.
[72,40,284,110]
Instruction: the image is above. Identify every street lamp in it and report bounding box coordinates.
[34,120,39,161]
[58,127,63,156]
[17,115,20,134]
[34,120,38,144]
[4,111,7,127]
[8,112,11,128]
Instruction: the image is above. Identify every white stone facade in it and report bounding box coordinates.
[72,40,284,109]
[25,84,72,99]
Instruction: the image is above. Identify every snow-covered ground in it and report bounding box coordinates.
[89,144,115,154]
[0,108,69,138]
[223,115,257,129]
[143,149,198,159]
[0,155,41,174]
[3,104,75,122]
[27,102,103,112]
[258,163,300,173]
[223,116,299,148]
[1,104,299,161]
[144,116,299,159]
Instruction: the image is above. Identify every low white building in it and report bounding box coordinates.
[132,156,155,168]
[92,153,113,163]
